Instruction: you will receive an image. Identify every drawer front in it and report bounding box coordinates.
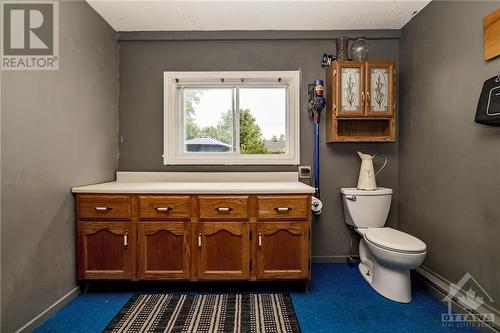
[139,195,190,220]
[78,195,131,220]
[257,195,309,220]
[198,196,249,220]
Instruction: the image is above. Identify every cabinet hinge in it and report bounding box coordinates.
[250,230,252,241]
[308,229,311,240]
[250,260,253,271]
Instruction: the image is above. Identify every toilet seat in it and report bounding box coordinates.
[364,227,426,254]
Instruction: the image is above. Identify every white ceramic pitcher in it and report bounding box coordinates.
[356,152,387,190]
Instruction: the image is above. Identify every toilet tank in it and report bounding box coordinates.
[340,188,393,228]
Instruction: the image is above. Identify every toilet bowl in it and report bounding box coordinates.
[358,227,426,302]
[341,188,427,303]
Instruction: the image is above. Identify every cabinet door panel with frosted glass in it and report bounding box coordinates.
[334,61,365,117]
[365,61,395,117]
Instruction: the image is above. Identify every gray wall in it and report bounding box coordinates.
[1,2,119,332]
[399,1,500,305]
[118,31,400,260]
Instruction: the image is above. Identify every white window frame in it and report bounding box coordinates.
[163,71,300,165]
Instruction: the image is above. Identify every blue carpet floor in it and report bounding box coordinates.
[35,264,478,333]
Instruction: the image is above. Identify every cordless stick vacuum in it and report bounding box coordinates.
[308,80,326,215]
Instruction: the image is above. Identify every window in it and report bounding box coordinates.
[163,71,300,165]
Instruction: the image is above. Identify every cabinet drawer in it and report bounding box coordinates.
[139,195,190,220]
[78,195,131,220]
[257,195,309,220]
[198,196,249,220]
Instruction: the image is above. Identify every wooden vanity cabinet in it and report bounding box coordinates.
[76,193,311,283]
[255,195,310,279]
[77,195,135,280]
[137,195,190,279]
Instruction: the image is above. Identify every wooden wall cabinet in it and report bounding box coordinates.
[76,194,311,283]
[327,60,397,142]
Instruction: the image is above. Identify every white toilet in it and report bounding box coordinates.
[340,187,427,303]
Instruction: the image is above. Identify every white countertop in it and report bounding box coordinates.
[72,181,314,194]
[72,172,315,194]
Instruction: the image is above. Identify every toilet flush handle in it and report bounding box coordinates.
[346,195,357,201]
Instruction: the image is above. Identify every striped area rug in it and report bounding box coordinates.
[104,293,301,333]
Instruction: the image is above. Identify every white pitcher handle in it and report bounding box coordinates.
[373,153,387,176]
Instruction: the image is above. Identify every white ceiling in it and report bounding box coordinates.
[87,0,431,32]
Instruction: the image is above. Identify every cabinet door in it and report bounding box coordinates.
[196,223,249,280]
[256,222,308,279]
[77,222,134,280]
[335,61,365,117]
[138,222,189,280]
[365,61,395,117]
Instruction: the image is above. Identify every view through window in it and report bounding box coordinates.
[182,87,286,155]
[164,71,299,165]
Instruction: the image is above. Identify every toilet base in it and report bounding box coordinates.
[372,262,412,303]
[358,262,412,303]
[358,239,413,303]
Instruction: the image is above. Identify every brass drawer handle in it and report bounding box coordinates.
[94,206,111,212]
[155,207,171,212]
[123,232,128,247]
[216,207,233,213]
[274,207,292,213]
[198,233,202,247]
[258,232,262,247]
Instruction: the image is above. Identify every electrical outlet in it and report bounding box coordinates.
[298,166,311,179]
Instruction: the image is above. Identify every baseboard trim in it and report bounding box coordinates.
[311,255,359,263]
[414,266,500,333]
[15,286,80,333]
